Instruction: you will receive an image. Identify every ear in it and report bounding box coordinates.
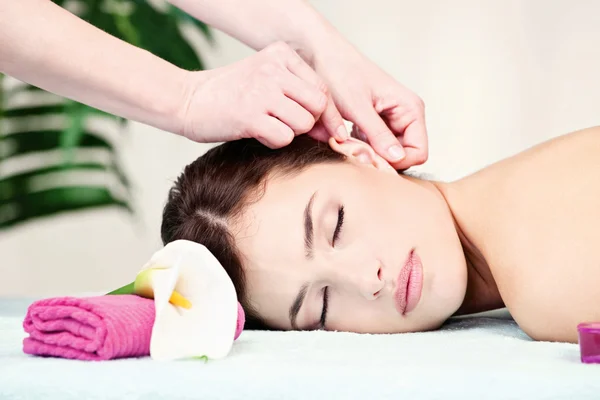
[328,137,396,173]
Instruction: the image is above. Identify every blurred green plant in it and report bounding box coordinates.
[0,0,213,229]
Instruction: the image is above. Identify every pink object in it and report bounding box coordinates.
[578,322,600,364]
[235,302,245,340]
[23,295,246,361]
[23,295,155,361]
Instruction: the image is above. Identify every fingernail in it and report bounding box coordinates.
[388,145,405,160]
[337,126,349,141]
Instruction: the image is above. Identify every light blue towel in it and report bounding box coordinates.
[1,298,598,400]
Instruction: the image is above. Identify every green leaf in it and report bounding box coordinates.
[2,0,215,229]
[127,2,206,70]
[1,95,132,229]
[0,163,128,203]
[3,104,119,120]
[106,281,136,295]
[2,130,116,158]
[1,130,131,190]
[0,75,4,121]
[4,105,65,118]
[4,84,48,103]
[60,100,89,162]
[72,0,208,70]
[0,186,131,229]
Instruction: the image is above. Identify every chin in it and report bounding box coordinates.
[427,257,469,318]
[414,315,449,333]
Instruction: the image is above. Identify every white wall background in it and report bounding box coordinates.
[2,0,600,297]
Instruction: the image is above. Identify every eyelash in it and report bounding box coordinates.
[320,205,343,329]
[320,206,344,329]
[320,286,329,329]
[332,205,344,246]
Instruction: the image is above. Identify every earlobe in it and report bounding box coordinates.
[328,137,396,173]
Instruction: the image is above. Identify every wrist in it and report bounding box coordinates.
[168,69,197,139]
[274,1,343,66]
[290,21,360,73]
[123,50,195,137]
[172,68,212,141]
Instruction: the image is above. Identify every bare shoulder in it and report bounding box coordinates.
[460,125,600,343]
[501,125,600,175]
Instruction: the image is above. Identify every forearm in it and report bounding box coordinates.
[0,0,190,135]
[167,0,341,62]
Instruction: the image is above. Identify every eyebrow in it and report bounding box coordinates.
[289,191,318,329]
[304,191,317,259]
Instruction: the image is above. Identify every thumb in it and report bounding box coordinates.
[353,107,405,164]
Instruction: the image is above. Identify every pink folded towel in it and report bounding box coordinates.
[22,295,155,361]
[22,295,246,361]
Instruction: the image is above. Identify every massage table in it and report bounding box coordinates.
[1,297,598,399]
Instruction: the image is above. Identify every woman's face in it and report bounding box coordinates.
[233,139,468,333]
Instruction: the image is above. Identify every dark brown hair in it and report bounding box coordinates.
[160,135,345,329]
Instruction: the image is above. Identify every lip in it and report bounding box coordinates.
[393,249,423,316]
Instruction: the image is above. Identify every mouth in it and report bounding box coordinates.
[393,249,423,316]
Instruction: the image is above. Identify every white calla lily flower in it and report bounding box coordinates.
[135,240,240,361]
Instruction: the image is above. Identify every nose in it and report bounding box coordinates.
[332,258,385,300]
[369,265,385,299]
[372,266,385,297]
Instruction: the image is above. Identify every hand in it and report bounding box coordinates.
[179,41,348,148]
[306,37,428,170]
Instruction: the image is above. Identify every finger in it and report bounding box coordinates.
[283,50,336,117]
[390,147,427,171]
[386,108,428,153]
[269,95,316,135]
[282,49,348,141]
[307,120,330,142]
[397,118,428,164]
[385,113,428,169]
[251,116,295,148]
[284,49,325,91]
[281,72,328,120]
[352,107,406,164]
[318,95,349,141]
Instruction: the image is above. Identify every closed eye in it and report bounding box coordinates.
[319,286,329,329]
[332,205,344,246]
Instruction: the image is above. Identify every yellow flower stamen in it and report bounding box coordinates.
[169,290,192,309]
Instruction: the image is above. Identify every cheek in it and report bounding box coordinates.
[332,296,438,334]
[405,195,466,306]
[331,296,392,333]
[389,184,447,243]
[355,180,420,241]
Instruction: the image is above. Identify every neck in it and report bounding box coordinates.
[451,222,504,315]
[408,176,504,315]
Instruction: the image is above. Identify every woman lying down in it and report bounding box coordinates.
[160,125,600,343]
